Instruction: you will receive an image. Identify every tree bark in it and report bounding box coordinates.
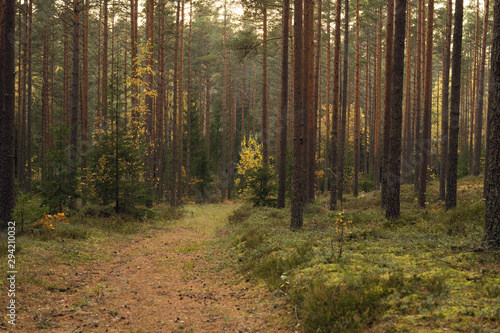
[386,0,407,219]
[446,0,464,210]
[473,0,490,176]
[483,0,500,248]
[338,0,349,203]
[382,0,395,207]
[278,0,290,209]
[353,0,360,197]
[0,0,16,229]
[439,0,453,200]
[418,0,434,208]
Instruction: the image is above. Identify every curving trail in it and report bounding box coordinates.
[14,203,300,332]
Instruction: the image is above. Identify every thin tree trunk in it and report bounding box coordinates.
[291,0,305,228]
[446,0,464,210]
[473,0,490,176]
[330,0,342,210]
[156,0,166,198]
[439,0,453,200]
[353,0,360,197]
[414,0,423,191]
[221,0,227,202]
[171,0,180,206]
[102,0,108,126]
[81,0,89,205]
[324,0,331,192]
[402,1,413,184]
[70,0,80,208]
[418,0,434,208]
[382,0,395,207]
[42,28,49,181]
[177,0,184,202]
[338,0,349,203]
[312,0,322,198]
[278,0,290,209]
[186,0,193,196]
[374,9,382,190]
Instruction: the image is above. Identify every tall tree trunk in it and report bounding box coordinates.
[131,0,138,124]
[386,0,407,219]
[186,0,193,197]
[102,0,108,126]
[473,0,490,176]
[338,0,349,203]
[171,0,180,206]
[70,0,80,208]
[177,0,184,203]
[382,0,395,207]
[81,0,89,204]
[205,77,210,152]
[482,0,500,248]
[156,0,166,198]
[439,0,453,200]
[221,0,227,202]
[0,0,16,229]
[414,0,424,190]
[311,0,322,199]
[402,1,413,184]
[374,9,382,190]
[262,6,269,168]
[26,0,32,192]
[304,0,315,201]
[324,0,331,192]
[291,0,305,228]
[330,0,342,210]
[446,0,464,210]
[145,0,155,196]
[418,0,434,208]
[470,1,480,173]
[353,0,360,197]
[277,0,290,209]
[42,28,49,181]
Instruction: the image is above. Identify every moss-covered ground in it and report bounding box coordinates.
[218,175,500,332]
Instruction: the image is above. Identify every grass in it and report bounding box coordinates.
[218,175,500,332]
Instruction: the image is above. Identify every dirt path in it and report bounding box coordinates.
[13,204,300,332]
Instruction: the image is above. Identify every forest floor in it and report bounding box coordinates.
[0,203,300,332]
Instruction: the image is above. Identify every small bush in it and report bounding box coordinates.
[227,205,253,224]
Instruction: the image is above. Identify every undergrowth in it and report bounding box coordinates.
[220,175,500,332]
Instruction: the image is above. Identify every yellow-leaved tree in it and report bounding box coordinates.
[236,136,276,206]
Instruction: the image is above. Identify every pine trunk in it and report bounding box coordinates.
[353,0,360,197]
[446,0,464,210]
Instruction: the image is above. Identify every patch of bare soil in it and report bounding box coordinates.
[6,204,301,332]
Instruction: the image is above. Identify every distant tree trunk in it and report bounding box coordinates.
[311,0,322,200]
[414,0,424,190]
[482,0,500,248]
[205,77,210,152]
[291,0,305,228]
[470,1,480,174]
[386,0,407,219]
[439,0,453,200]
[402,1,413,184]
[338,0,349,203]
[473,0,490,176]
[171,0,181,206]
[130,0,138,124]
[330,0,342,211]
[0,0,16,229]
[304,0,315,201]
[277,0,290,209]
[418,0,434,208]
[18,4,27,188]
[374,9,382,190]
[221,1,228,202]
[324,0,331,192]
[186,0,193,197]
[177,0,184,203]
[353,0,360,197]
[382,0,395,207]
[26,0,32,192]
[81,0,89,204]
[262,6,269,167]
[42,28,49,181]
[70,0,80,208]
[102,0,108,126]
[364,38,370,175]
[156,0,166,199]
[446,0,464,210]
[63,2,70,129]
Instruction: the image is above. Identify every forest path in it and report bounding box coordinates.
[16,203,299,332]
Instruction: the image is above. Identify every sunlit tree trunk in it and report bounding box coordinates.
[338,0,349,203]
[418,0,434,208]
[473,0,490,176]
[353,0,360,197]
[439,0,453,200]
[278,0,290,208]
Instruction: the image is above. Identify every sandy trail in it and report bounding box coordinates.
[11,204,299,332]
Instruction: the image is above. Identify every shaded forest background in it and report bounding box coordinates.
[1,0,499,243]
